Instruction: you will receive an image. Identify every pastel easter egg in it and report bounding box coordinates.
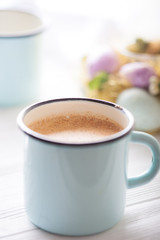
[116,88,160,132]
[119,62,156,88]
[87,47,119,78]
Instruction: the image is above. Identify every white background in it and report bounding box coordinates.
[0,0,160,99]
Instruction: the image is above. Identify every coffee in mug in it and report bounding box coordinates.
[27,112,123,143]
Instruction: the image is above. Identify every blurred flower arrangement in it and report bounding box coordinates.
[81,38,160,102]
[81,38,160,133]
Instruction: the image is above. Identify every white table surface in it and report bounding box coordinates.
[1,13,160,240]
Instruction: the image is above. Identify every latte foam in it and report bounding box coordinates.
[28,112,123,143]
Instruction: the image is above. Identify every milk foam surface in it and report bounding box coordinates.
[28,113,123,143]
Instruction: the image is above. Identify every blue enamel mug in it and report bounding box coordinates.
[17,98,160,236]
[0,9,45,107]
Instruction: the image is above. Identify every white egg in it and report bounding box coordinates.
[116,88,160,132]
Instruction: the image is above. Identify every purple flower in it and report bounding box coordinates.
[87,47,119,78]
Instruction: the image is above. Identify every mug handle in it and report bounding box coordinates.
[127,131,160,189]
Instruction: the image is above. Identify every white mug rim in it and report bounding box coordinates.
[17,98,134,146]
[0,9,46,38]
